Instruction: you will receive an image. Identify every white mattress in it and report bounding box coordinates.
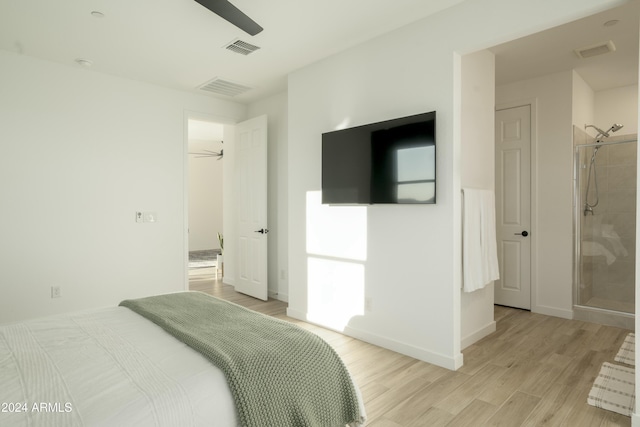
[0,307,238,427]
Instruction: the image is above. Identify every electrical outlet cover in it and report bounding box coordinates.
[51,286,61,298]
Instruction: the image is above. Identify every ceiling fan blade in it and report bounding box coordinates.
[189,149,224,159]
[194,0,263,36]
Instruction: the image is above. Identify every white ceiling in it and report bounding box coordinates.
[492,1,639,91]
[0,1,637,105]
[0,0,465,104]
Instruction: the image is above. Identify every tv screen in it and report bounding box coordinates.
[322,111,436,204]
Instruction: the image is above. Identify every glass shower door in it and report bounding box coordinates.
[575,139,636,314]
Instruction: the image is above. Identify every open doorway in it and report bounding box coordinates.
[491,1,639,322]
[187,118,225,281]
[183,113,269,298]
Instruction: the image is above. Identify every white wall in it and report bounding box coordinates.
[0,50,246,323]
[188,139,224,251]
[595,84,639,136]
[573,71,596,129]
[286,0,620,369]
[496,71,575,319]
[460,50,497,349]
[247,93,289,301]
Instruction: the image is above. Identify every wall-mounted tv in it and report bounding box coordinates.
[322,111,436,205]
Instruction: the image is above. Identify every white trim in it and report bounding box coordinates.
[532,304,573,320]
[495,98,539,313]
[343,325,464,371]
[183,110,241,291]
[286,308,464,371]
[452,51,463,359]
[632,413,640,427]
[286,307,307,319]
[183,111,192,292]
[268,290,289,302]
[461,321,496,349]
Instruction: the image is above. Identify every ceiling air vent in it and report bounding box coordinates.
[198,77,253,97]
[574,40,616,59]
[225,39,261,56]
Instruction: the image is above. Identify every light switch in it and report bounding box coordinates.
[144,212,157,223]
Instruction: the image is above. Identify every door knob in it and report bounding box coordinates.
[514,231,529,237]
[254,228,269,234]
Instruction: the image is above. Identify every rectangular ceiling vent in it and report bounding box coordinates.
[574,40,616,59]
[225,39,261,56]
[198,77,253,97]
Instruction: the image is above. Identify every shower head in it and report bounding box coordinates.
[608,123,624,134]
[584,123,624,139]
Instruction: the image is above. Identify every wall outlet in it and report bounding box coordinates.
[51,286,62,299]
[365,297,373,312]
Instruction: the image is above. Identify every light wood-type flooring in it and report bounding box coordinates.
[189,272,633,427]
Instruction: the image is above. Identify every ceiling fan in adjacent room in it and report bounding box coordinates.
[189,148,224,160]
[193,0,263,36]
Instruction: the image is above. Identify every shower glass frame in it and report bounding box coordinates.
[573,137,637,315]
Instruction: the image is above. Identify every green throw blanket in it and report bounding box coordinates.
[119,292,364,427]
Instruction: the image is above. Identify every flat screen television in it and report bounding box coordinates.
[322,111,436,205]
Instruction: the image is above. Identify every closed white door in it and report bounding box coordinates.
[235,115,268,300]
[495,105,531,309]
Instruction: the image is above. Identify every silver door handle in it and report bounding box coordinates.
[514,231,529,237]
[254,228,269,234]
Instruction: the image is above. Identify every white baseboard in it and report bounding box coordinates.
[268,290,288,302]
[343,325,464,370]
[461,321,496,349]
[286,307,307,320]
[532,304,573,319]
[285,308,463,370]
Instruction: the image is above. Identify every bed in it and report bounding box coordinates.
[0,292,366,427]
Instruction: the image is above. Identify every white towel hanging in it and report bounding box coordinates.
[462,188,500,292]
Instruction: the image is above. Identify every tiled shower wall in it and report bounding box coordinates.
[574,126,637,313]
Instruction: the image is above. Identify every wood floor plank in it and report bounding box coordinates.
[383,370,472,425]
[433,363,508,415]
[445,399,499,427]
[485,391,541,427]
[366,418,405,427]
[520,383,584,427]
[363,375,436,422]
[477,358,540,406]
[189,276,633,427]
[406,407,454,427]
[560,401,608,427]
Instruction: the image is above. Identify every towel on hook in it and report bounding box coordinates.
[462,188,500,292]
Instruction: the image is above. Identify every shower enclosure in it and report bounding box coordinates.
[573,125,636,329]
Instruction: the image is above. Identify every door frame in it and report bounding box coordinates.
[182,110,238,290]
[495,98,538,311]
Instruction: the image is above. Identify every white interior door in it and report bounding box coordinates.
[495,105,531,309]
[235,115,268,300]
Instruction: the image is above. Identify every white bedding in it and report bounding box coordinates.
[0,307,238,427]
